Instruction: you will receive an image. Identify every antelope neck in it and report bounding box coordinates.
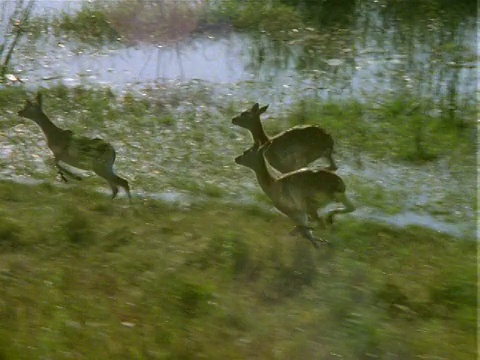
[30,112,64,138]
[252,154,275,195]
[251,122,269,145]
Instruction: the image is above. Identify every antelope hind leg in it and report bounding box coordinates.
[290,225,328,248]
[326,192,356,224]
[56,162,82,181]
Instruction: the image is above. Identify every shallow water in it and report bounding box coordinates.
[354,208,470,239]
[4,174,472,239]
[10,0,476,105]
[2,0,476,239]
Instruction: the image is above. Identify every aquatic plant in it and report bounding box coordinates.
[51,5,120,44]
[0,0,34,83]
[106,0,204,45]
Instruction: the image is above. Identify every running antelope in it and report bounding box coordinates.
[235,144,355,247]
[232,103,337,172]
[17,93,131,199]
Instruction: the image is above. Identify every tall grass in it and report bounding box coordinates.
[0,179,476,358]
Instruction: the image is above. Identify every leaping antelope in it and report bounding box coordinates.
[232,103,337,172]
[235,144,355,247]
[17,93,131,200]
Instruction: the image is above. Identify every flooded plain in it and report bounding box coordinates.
[1,0,477,238]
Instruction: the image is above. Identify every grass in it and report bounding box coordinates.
[0,84,476,357]
[281,96,476,164]
[51,5,120,44]
[1,1,475,356]
[2,84,475,227]
[0,179,476,359]
[205,1,303,34]
[22,0,478,45]
[25,0,328,45]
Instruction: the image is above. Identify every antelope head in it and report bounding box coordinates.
[234,142,273,169]
[18,93,44,120]
[232,103,269,129]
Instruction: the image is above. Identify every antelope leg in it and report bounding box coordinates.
[56,162,82,181]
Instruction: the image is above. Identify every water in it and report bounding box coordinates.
[2,0,477,239]
[10,0,476,104]
[354,208,469,239]
[5,175,471,238]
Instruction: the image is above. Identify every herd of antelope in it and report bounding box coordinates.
[233,103,355,248]
[15,93,355,248]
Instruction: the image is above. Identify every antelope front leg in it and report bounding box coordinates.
[288,213,328,248]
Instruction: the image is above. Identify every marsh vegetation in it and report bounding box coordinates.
[0,0,476,358]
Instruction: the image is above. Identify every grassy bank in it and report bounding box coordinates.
[1,84,476,230]
[0,179,476,359]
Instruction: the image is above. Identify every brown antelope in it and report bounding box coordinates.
[235,144,355,247]
[17,93,131,200]
[232,103,337,172]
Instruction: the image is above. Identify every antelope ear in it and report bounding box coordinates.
[251,103,259,112]
[258,105,269,115]
[36,92,43,107]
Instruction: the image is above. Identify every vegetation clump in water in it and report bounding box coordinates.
[51,5,120,44]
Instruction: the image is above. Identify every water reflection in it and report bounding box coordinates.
[21,34,251,87]
[12,0,475,105]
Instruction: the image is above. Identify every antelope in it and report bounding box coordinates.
[232,103,337,172]
[235,144,355,248]
[17,93,131,200]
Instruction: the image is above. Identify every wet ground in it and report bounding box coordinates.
[1,0,477,239]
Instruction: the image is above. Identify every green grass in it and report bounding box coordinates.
[0,180,476,359]
[278,96,476,164]
[205,1,303,34]
[3,84,475,227]
[28,0,313,45]
[1,84,477,358]
[51,5,120,44]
